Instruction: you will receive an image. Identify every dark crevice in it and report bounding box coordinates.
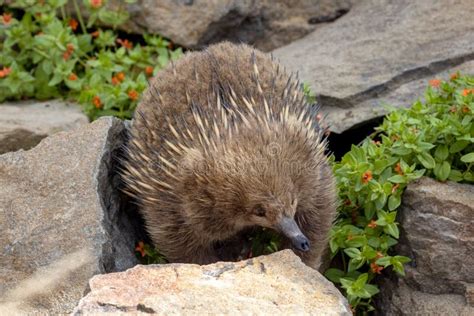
[308,8,349,24]
[327,116,384,160]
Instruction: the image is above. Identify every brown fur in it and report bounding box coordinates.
[121,42,337,269]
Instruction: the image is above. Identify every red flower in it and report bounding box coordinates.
[394,162,403,175]
[429,79,441,88]
[111,76,120,85]
[450,73,459,81]
[367,220,377,229]
[90,0,103,9]
[91,30,100,38]
[68,73,78,81]
[370,262,384,274]
[92,96,102,109]
[135,241,146,257]
[462,106,470,114]
[116,72,125,82]
[2,13,12,25]
[117,38,133,49]
[66,43,75,52]
[362,170,373,184]
[63,51,71,60]
[145,66,154,76]
[128,89,139,101]
[69,18,78,31]
[462,89,471,97]
[0,67,12,78]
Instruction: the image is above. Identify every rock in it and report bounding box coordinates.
[65,0,352,51]
[74,250,351,315]
[377,177,474,315]
[273,0,474,133]
[326,60,474,133]
[0,117,138,314]
[0,100,88,154]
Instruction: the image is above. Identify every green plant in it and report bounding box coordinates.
[326,73,473,313]
[0,0,182,119]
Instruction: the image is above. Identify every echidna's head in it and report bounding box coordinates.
[178,120,326,252]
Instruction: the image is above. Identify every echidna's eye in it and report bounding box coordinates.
[254,204,266,217]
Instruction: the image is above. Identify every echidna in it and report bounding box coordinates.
[122,42,336,269]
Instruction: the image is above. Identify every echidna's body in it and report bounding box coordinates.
[122,42,336,269]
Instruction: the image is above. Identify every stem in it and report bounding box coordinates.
[33,48,50,59]
[72,0,87,34]
[341,252,347,272]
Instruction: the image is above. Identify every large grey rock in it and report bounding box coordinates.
[377,177,474,315]
[65,0,352,51]
[273,0,474,133]
[0,100,88,154]
[0,117,137,314]
[326,60,474,133]
[74,250,351,315]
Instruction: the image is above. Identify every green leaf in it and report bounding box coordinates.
[435,161,451,181]
[417,152,436,169]
[388,175,406,183]
[324,268,345,283]
[450,140,469,153]
[344,248,361,259]
[388,195,401,211]
[434,145,449,161]
[460,153,474,163]
[384,223,399,239]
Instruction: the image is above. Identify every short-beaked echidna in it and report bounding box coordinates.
[121,42,336,269]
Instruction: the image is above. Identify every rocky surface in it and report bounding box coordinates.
[0,117,138,314]
[0,100,88,154]
[377,177,474,315]
[273,0,474,133]
[74,250,351,315]
[66,0,352,51]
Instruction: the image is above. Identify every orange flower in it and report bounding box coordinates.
[429,79,441,88]
[135,241,146,257]
[116,72,125,82]
[91,30,100,38]
[0,67,12,78]
[68,73,78,81]
[145,66,154,76]
[66,44,75,55]
[63,51,71,60]
[128,89,139,100]
[117,38,133,49]
[391,183,400,193]
[90,0,103,9]
[111,76,120,85]
[450,73,459,81]
[362,170,372,184]
[367,220,377,229]
[462,89,472,97]
[92,96,102,109]
[2,12,12,25]
[370,262,384,274]
[462,106,470,114]
[68,18,78,31]
[394,162,403,175]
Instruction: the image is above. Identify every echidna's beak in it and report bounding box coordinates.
[277,216,310,252]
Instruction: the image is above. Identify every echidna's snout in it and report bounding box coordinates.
[277,216,310,252]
